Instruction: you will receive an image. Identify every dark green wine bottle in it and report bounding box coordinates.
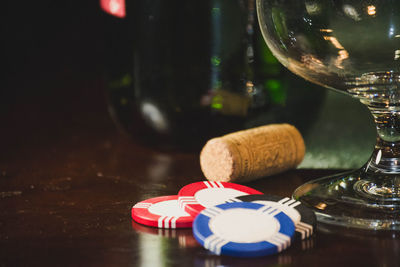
[101,0,324,151]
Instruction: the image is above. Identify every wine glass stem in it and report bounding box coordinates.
[365,105,400,174]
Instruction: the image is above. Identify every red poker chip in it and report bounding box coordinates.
[131,195,194,228]
[178,181,263,217]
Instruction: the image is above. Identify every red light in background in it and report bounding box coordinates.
[100,0,126,18]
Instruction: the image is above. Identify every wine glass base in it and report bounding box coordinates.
[293,170,400,231]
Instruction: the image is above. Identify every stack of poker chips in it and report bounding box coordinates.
[131,181,316,258]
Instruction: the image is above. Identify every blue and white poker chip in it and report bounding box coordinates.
[193,202,295,257]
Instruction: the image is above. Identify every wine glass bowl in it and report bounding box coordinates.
[258,1,400,96]
[257,0,400,230]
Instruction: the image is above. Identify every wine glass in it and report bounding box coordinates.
[257,0,400,230]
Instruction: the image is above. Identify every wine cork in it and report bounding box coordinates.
[200,123,305,182]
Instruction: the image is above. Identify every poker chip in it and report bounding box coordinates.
[228,194,316,240]
[178,181,263,217]
[131,195,194,228]
[192,202,295,257]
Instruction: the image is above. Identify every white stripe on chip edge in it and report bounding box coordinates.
[204,234,229,255]
[258,205,281,217]
[204,235,218,251]
[278,197,302,209]
[203,181,225,188]
[202,207,224,218]
[284,199,297,206]
[216,181,224,188]
[164,216,173,228]
[265,232,291,252]
[170,217,178,229]
[158,216,166,228]
[296,221,313,238]
[178,196,197,209]
[204,181,212,188]
[289,200,301,208]
[158,216,181,229]
[277,197,313,239]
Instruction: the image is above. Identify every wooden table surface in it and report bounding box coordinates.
[2,2,400,266]
[1,81,400,266]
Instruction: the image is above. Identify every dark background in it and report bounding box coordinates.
[1,0,376,168]
[1,0,111,154]
[2,0,104,97]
